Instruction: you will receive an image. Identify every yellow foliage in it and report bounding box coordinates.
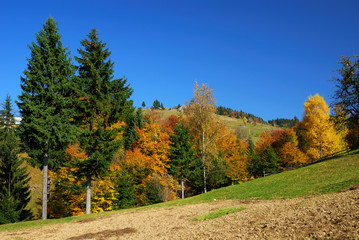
[105,120,126,141]
[135,122,171,174]
[48,143,117,217]
[300,94,341,160]
[243,117,247,125]
[216,126,250,183]
[279,142,309,169]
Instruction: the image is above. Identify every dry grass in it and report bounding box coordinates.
[1,187,358,239]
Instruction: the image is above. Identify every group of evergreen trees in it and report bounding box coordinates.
[0,96,31,224]
[15,18,133,220]
[1,16,358,224]
[268,117,299,128]
[152,99,165,109]
[217,106,265,124]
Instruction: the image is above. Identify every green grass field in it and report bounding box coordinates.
[1,150,358,232]
[158,150,359,207]
[191,207,246,221]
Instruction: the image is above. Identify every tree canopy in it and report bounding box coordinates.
[17,17,76,219]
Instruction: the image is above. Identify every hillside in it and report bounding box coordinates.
[1,150,358,239]
[143,108,275,142]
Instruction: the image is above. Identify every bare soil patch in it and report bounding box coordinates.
[1,189,358,239]
[67,228,137,240]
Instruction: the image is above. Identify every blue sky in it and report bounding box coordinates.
[0,0,358,121]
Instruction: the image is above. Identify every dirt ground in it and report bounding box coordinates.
[2,187,359,240]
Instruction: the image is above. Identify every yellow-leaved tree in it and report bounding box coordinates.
[215,126,250,184]
[184,82,221,193]
[299,94,341,160]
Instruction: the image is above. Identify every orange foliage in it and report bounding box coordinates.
[255,128,310,170]
[162,115,179,133]
[279,142,309,169]
[216,126,250,183]
[255,130,277,154]
[121,148,152,179]
[145,109,159,123]
[135,122,171,174]
[65,143,88,162]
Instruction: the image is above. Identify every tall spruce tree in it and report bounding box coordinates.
[74,29,133,214]
[169,122,196,199]
[246,137,262,178]
[0,95,32,224]
[262,146,279,174]
[17,18,76,220]
[153,99,160,109]
[124,108,144,150]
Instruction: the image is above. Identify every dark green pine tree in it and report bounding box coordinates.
[262,146,279,175]
[17,17,76,220]
[124,108,144,150]
[169,122,197,199]
[141,101,146,108]
[74,29,133,214]
[153,99,160,109]
[246,137,262,178]
[0,95,32,224]
[113,171,136,209]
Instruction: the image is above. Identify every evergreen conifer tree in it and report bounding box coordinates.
[169,122,196,199]
[246,137,262,178]
[153,99,160,109]
[74,29,133,214]
[17,17,76,220]
[113,171,136,209]
[124,108,144,150]
[262,146,279,174]
[0,95,32,224]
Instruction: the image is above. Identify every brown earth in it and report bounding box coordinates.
[1,188,359,240]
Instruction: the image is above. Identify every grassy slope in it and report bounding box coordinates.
[19,153,42,218]
[1,150,358,232]
[161,150,359,206]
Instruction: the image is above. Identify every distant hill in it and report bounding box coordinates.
[142,108,275,142]
[268,117,299,128]
[216,106,265,124]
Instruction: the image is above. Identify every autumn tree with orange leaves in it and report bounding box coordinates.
[216,126,250,184]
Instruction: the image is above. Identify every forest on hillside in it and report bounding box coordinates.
[1,17,358,224]
[216,106,266,124]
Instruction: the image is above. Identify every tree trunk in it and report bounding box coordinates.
[181,176,184,199]
[86,120,93,215]
[86,173,91,214]
[42,153,48,220]
[47,174,51,202]
[202,128,207,193]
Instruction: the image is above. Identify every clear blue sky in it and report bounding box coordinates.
[1,0,358,121]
